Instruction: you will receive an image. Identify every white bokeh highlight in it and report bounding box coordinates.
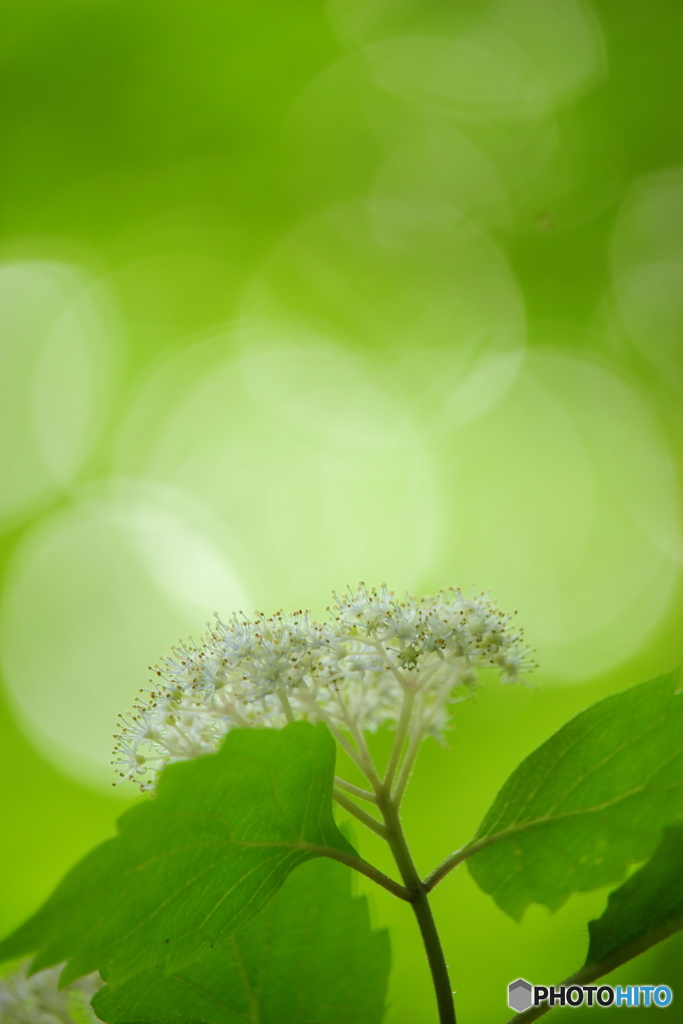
[243,200,526,380]
[611,169,683,390]
[115,322,437,615]
[0,482,247,788]
[0,262,122,526]
[328,0,606,105]
[429,349,681,679]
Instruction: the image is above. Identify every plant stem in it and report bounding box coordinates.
[302,697,379,783]
[334,776,377,803]
[409,892,457,1024]
[333,788,389,838]
[383,688,415,793]
[277,685,295,723]
[302,843,410,901]
[378,794,457,1024]
[392,723,423,805]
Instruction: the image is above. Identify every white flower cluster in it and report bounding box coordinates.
[113,585,534,789]
[0,960,101,1024]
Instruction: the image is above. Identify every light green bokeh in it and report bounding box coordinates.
[429,348,681,679]
[0,262,122,526]
[114,323,437,613]
[610,170,683,391]
[0,481,248,784]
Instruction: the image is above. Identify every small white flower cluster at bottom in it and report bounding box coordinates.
[0,959,102,1024]
[113,584,535,791]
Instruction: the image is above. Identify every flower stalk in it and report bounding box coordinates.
[377,791,457,1024]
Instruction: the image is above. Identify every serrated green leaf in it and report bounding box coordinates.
[0,723,355,987]
[467,671,683,919]
[93,856,390,1024]
[585,821,683,973]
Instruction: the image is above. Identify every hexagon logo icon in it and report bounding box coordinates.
[508,978,533,1012]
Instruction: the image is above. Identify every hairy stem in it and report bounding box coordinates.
[345,713,383,792]
[277,685,295,724]
[384,688,416,793]
[424,840,480,891]
[423,802,641,893]
[392,722,423,805]
[333,789,389,838]
[301,697,378,783]
[303,843,410,901]
[334,776,377,803]
[378,794,456,1024]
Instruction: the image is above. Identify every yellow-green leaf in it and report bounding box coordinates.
[468,672,683,918]
[94,856,390,1024]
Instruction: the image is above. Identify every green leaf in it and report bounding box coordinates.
[0,723,355,987]
[467,671,683,919]
[584,821,683,975]
[93,856,390,1024]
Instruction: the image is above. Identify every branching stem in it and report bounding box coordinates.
[345,714,383,792]
[384,688,416,793]
[277,685,295,724]
[334,776,377,803]
[423,840,481,891]
[393,723,423,805]
[333,789,389,838]
[306,843,410,901]
[377,793,457,1024]
[423,807,634,893]
[300,697,377,784]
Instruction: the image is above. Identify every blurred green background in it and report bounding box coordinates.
[1,0,683,1019]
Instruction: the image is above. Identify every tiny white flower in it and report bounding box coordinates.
[113,584,535,790]
[0,959,102,1024]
